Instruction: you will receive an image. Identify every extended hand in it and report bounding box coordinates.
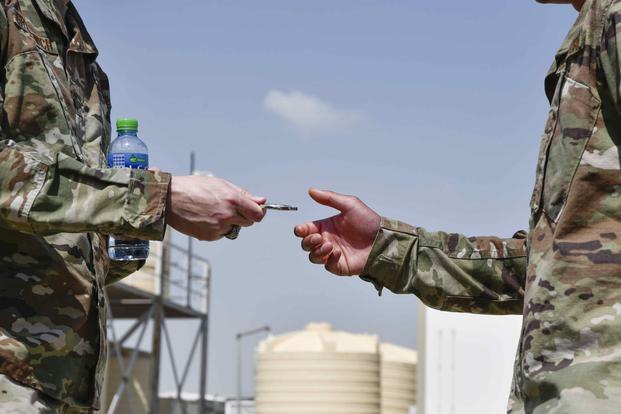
[294,189,381,276]
[166,175,266,241]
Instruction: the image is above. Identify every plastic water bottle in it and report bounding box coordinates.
[107,118,150,261]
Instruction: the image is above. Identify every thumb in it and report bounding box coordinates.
[308,188,355,213]
[251,195,267,205]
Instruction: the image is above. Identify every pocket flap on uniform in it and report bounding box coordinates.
[542,77,600,223]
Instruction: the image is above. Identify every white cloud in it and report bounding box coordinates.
[263,90,360,133]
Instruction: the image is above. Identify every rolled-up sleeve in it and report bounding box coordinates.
[0,140,170,240]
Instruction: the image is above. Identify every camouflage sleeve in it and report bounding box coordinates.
[106,259,146,286]
[0,140,170,240]
[360,218,527,315]
[0,5,6,64]
[601,1,621,111]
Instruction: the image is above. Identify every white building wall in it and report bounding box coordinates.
[416,302,523,414]
[225,400,255,414]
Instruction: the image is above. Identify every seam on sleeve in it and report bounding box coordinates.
[418,243,527,260]
[23,165,48,232]
[383,233,417,293]
[122,171,169,239]
[444,295,524,302]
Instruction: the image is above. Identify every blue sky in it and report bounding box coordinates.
[75,0,577,397]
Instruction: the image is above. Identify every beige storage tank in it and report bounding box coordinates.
[380,343,417,414]
[256,322,381,414]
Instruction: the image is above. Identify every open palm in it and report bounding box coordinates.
[294,189,381,276]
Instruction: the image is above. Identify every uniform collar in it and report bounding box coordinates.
[544,4,587,102]
[33,0,69,38]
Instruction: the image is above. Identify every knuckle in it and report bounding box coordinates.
[224,194,238,206]
[232,194,244,207]
[220,210,237,222]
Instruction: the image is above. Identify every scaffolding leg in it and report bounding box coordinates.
[150,302,162,414]
[199,315,208,413]
[199,260,211,414]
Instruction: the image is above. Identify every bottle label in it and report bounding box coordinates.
[108,153,149,169]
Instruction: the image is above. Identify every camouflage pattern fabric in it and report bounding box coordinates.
[0,0,170,410]
[361,0,621,412]
[0,374,95,413]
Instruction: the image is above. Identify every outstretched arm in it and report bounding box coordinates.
[295,189,527,315]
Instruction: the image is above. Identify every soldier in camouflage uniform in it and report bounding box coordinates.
[0,0,267,412]
[295,0,621,412]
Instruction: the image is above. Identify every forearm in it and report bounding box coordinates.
[361,218,527,315]
[0,140,170,239]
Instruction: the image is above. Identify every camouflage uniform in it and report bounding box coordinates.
[361,0,621,412]
[0,373,91,413]
[0,0,170,411]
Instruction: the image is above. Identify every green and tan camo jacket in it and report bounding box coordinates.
[362,0,621,412]
[0,0,170,409]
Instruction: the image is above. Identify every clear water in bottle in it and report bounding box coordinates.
[107,118,150,261]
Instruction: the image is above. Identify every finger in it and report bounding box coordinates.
[230,216,254,228]
[237,196,267,223]
[302,234,323,252]
[149,167,162,173]
[240,188,267,206]
[294,222,321,238]
[252,195,267,205]
[309,248,332,265]
[219,224,241,240]
[308,188,356,213]
[325,249,343,275]
[309,251,325,265]
[309,242,334,263]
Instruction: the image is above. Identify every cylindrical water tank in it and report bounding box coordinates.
[380,343,417,414]
[256,322,381,414]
